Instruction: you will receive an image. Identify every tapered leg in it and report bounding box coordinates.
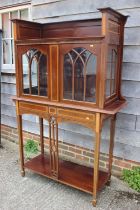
[17,114,25,177]
[107,114,116,185]
[92,113,101,207]
[39,118,44,155]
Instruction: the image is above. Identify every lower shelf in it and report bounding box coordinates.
[24,154,109,194]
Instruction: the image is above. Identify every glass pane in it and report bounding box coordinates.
[31,58,38,95]
[22,54,29,94]
[39,54,47,96]
[106,48,117,97]
[106,63,111,97]
[70,47,85,60]
[20,9,28,20]
[106,79,110,97]
[63,47,97,103]
[11,11,18,38]
[63,54,72,99]
[11,11,18,19]
[2,13,10,38]
[74,57,84,101]
[11,39,15,64]
[112,50,117,94]
[85,53,96,102]
[22,48,47,96]
[3,40,11,64]
[111,62,116,95]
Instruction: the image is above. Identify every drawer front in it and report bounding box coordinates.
[57,108,95,122]
[18,102,48,117]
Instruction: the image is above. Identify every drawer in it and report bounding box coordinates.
[57,108,95,122]
[18,102,48,117]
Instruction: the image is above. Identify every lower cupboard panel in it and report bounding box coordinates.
[24,154,109,194]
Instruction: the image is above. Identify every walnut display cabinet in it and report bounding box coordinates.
[12,8,128,206]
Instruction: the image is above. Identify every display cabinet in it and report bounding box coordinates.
[12,8,128,206]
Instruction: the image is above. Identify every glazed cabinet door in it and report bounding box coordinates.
[105,45,119,105]
[17,44,49,100]
[60,43,101,107]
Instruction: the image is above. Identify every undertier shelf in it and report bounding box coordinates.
[24,154,109,194]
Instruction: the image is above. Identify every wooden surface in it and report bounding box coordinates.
[12,96,127,115]
[12,8,127,111]
[12,18,102,41]
[11,8,127,206]
[1,1,140,168]
[24,154,109,194]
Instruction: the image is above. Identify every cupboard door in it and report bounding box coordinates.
[60,44,100,106]
[18,45,49,99]
[106,46,118,96]
[105,45,119,105]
